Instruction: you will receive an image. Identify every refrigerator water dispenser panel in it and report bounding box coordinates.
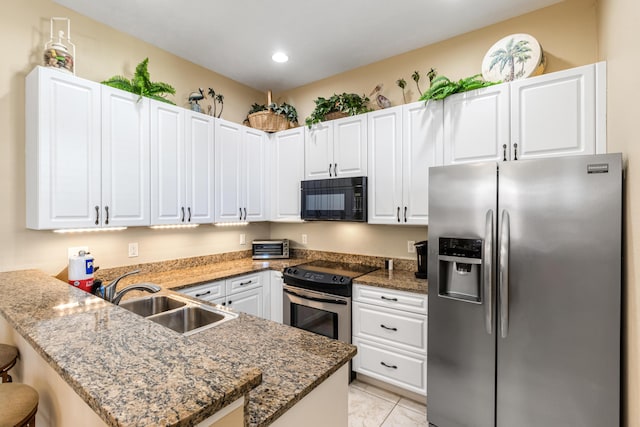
[438,237,483,303]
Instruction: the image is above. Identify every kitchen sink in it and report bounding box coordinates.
[119,295,186,317]
[118,294,237,335]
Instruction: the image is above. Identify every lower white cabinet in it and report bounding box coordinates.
[270,271,284,323]
[178,272,268,318]
[352,284,428,396]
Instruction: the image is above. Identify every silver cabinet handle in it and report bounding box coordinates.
[95,206,100,225]
[181,207,185,222]
[329,163,332,177]
[499,210,510,338]
[396,207,400,222]
[380,324,398,331]
[513,143,518,161]
[502,144,508,161]
[404,206,407,223]
[380,361,398,369]
[334,163,337,176]
[381,296,398,302]
[104,206,110,225]
[187,207,191,222]
[484,210,494,335]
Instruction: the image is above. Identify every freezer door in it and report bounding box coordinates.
[428,162,497,427]
[496,154,621,427]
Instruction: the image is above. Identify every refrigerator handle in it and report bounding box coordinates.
[484,210,494,335]
[499,209,510,338]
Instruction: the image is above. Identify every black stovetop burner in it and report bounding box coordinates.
[282,260,378,297]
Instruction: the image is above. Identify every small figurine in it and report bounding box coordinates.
[370,84,391,109]
[188,88,205,112]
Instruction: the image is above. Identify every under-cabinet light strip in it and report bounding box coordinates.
[149,224,200,230]
[214,221,249,227]
[53,227,127,233]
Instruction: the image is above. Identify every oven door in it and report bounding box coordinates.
[283,285,351,343]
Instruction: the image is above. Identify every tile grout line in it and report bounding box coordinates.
[378,402,399,427]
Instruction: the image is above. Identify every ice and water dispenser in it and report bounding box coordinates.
[438,237,483,303]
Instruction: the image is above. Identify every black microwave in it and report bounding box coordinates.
[301,176,367,222]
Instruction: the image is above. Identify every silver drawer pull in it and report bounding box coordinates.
[380,324,397,331]
[195,291,211,297]
[380,296,398,302]
[380,361,398,369]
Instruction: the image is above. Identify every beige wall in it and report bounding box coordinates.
[1,0,267,274]
[598,0,639,424]
[278,0,598,120]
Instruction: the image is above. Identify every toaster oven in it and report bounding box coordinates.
[252,239,290,259]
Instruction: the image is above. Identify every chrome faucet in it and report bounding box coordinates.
[101,270,161,305]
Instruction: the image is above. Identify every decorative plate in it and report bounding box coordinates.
[482,33,546,82]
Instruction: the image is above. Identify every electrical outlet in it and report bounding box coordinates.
[128,242,139,258]
[68,246,89,258]
[408,240,416,253]
[302,234,308,245]
[240,234,246,245]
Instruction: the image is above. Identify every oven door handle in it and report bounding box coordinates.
[283,288,348,305]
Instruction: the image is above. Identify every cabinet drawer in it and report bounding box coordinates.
[353,337,426,396]
[353,302,426,354]
[353,284,427,315]
[178,281,225,302]
[226,273,262,294]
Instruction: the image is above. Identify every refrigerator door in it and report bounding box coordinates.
[496,154,621,426]
[428,162,497,427]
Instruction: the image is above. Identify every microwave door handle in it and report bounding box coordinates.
[283,288,348,305]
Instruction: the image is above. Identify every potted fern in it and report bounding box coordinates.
[102,58,176,104]
[305,93,371,128]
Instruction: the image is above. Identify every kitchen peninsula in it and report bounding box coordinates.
[0,267,355,427]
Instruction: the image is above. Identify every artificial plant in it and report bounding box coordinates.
[102,58,176,104]
[304,93,371,128]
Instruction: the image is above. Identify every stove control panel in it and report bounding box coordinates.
[284,268,350,285]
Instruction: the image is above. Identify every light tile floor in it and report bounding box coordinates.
[349,380,428,426]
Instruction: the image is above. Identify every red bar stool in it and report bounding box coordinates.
[0,344,18,383]
[0,383,39,426]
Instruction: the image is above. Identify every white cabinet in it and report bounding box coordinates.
[444,62,606,165]
[215,119,267,222]
[270,128,305,221]
[304,115,367,180]
[26,66,149,230]
[368,101,443,225]
[352,284,428,396]
[150,104,215,225]
[179,272,268,318]
[270,271,284,323]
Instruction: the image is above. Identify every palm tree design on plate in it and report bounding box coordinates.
[488,38,533,82]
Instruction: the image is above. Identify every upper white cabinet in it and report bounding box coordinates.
[270,127,305,221]
[184,111,215,223]
[215,119,267,222]
[444,62,606,165]
[26,67,149,230]
[305,114,367,180]
[368,101,443,225]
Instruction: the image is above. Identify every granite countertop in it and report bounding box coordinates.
[354,269,428,294]
[0,268,356,427]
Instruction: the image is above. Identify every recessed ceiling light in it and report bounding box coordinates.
[272,52,289,63]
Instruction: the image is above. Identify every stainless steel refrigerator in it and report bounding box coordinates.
[427,153,622,427]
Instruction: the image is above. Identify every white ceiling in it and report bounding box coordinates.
[55,0,562,92]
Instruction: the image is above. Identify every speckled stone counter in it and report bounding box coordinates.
[0,269,356,427]
[354,269,428,294]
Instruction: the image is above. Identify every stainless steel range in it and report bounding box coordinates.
[282,260,377,343]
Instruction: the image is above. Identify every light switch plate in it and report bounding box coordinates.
[240,234,246,245]
[128,242,139,257]
[408,240,416,253]
[302,234,308,245]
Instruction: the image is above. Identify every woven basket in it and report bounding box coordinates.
[324,111,348,122]
[247,110,290,132]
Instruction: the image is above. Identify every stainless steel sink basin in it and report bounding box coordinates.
[118,294,237,335]
[119,295,186,317]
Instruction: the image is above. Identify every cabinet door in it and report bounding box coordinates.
[101,87,150,227]
[367,107,403,225]
[511,63,599,160]
[215,119,244,222]
[270,271,284,323]
[403,101,443,225]
[26,67,101,229]
[244,127,267,221]
[444,84,510,164]
[185,111,215,224]
[228,287,263,318]
[304,123,333,180]
[333,115,367,178]
[150,101,185,224]
[271,128,305,221]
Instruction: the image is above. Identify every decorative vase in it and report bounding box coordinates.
[43,17,75,74]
